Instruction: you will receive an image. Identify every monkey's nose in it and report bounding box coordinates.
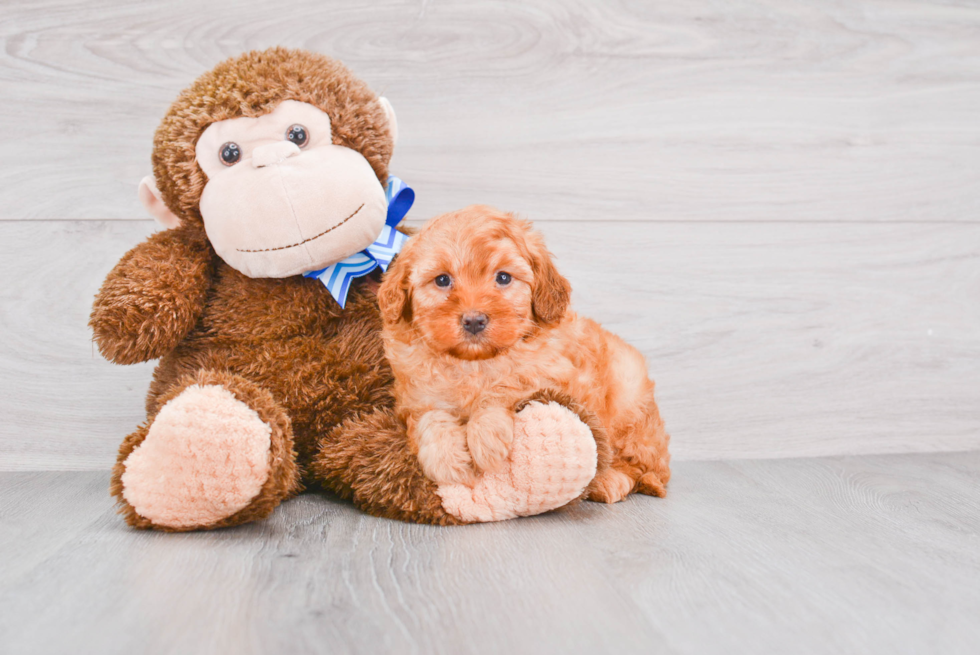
[461,312,489,335]
[252,141,302,168]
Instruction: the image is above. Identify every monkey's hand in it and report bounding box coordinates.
[90,226,214,365]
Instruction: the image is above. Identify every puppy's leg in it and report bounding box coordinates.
[590,398,671,503]
[413,410,475,486]
[636,471,668,498]
[626,397,671,498]
[585,334,671,503]
[466,407,515,473]
[588,467,635,504]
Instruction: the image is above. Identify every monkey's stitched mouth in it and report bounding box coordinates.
[236,204,364,253]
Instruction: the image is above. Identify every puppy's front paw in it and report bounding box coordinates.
[467,407,515,473]
[415,410,475,486]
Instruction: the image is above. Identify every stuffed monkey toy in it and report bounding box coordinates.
[90,48,606,531]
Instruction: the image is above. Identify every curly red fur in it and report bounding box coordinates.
[379,206,670,500]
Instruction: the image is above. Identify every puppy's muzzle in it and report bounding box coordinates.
[461,312,489,335]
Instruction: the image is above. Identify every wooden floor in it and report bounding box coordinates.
[2,452,979,654]
[1,0,979,653]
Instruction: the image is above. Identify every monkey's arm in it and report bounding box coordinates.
[90,226,214,365]
[312,389,609,525]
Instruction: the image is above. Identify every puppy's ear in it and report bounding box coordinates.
[523,226,571,325]
[378,254,412,325]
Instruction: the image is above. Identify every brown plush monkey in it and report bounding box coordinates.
[90,48,605,531]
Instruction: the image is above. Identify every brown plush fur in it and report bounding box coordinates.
[379,206,671,501]
[311,387,610,523]
[93,48,601,530]
[90,226,214,366]
[91,48,428,529]
[110,369,301,531]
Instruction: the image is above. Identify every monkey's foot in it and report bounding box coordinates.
[116,376,298,531]
[436,401,597,522]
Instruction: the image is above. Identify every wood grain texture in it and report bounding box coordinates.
[1,0,978,221]
[2,452,979,654]
[1,220,977,470]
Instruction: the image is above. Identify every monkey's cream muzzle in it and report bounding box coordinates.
[194,100,388,279]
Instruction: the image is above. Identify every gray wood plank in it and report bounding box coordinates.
[1,0,978,222]
[1,220,977,470]
[1,452,978,654]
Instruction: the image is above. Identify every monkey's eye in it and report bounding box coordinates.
[286,124,309,147]
[219,142,241,166]
[495,271,512,286]
[434,274,452,288]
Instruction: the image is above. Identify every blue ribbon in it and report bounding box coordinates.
[304,176,413,308]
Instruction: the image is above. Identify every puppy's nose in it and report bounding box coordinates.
[461,312,489,335]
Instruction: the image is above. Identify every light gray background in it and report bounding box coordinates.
[1,1,978,654]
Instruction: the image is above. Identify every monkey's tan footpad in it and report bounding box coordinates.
[120,384,272,529]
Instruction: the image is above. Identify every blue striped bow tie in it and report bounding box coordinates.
[303,176,413,308]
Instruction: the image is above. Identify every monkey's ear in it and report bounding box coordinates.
[378,97,398,146]
[138,176,181,229]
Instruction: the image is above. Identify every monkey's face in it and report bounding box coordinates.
[194,100,388,278]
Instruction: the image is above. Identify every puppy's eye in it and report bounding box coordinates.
[434,274,452,288]
[495,271,512,286]
[219,142,241,166]
[286,124,309,147]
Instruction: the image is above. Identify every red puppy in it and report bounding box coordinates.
[378,205,670,503]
